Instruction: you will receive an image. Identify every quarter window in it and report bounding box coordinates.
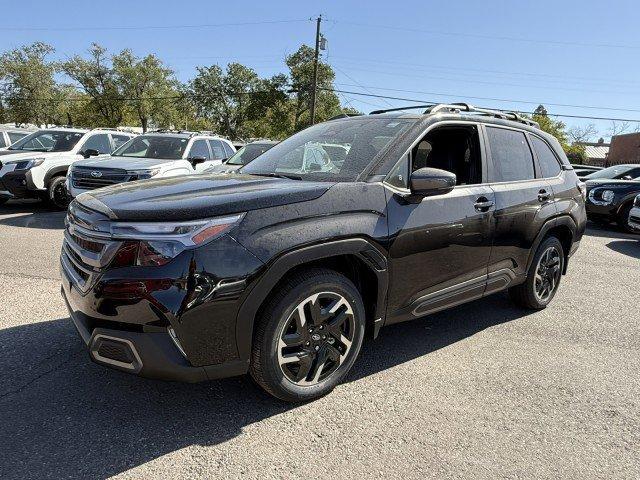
[0,135,6,148]
[222,141,235,158]
[208,140,226,160]
[486,127,535,182]
[531,136,561,178]
[112,134,132,149]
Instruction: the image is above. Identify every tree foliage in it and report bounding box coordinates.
[531,105,587,163]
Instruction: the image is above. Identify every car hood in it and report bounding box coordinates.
[204,163,242,174]
[585,178,640,189]
[76,173,333,221]
[73,155,172,170]
[0,151,70,162]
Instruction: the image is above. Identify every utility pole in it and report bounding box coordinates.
[310,15,322,125]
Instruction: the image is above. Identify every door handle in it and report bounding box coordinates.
[474,197,494,212]
[538,189,551,202]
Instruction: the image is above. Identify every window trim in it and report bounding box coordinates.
[482,124,540,185]
[382,120,489,192]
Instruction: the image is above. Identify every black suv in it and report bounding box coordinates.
[60,103,586,402]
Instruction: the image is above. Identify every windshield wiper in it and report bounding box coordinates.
[249,172,303,180]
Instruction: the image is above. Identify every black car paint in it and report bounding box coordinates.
[61,114,585,382]
[584,178,640,222]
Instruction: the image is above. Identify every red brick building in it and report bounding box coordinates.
[606,132,640,166]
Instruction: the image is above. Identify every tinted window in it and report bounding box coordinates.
[486,127,535,182]
[81,134,111,154]
[531,136,561,178]
[9,130,83,152]
[112,134,132,149]
[223,141,234,158]
[584,165,640,180]
[0,135,6,148]
[208,140,226,160]
[113,135,189,159]
[189,140,211,160]
[227,143,275,166]
[386,155,409,189]
[7,132,28,144]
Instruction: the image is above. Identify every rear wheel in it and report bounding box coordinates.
[47,176,71,210]
[510,236,564,310]
[250,268,366,402]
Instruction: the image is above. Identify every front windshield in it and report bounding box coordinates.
[227,143,275,165]
[9,130,84,152]
[584,165,640,180]
[113,135,189,160]
[241,118,415,182]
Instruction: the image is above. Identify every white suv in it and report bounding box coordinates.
[67,131,235,199]
[0,126,36,150]
[0,128,135,208]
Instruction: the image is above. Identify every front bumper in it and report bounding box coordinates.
[61,282,249,382]
[0,168,39,198]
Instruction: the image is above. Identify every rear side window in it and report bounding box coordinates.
[486,127,535,182]
[222,141,234,158]
[531,136,561,178]
[8,132,27,144]
[112,134,132,150]
[208,140,226,160]
[0,134,6,148]
[81,134,111,154]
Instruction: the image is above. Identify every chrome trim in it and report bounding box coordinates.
[90,334,143,372]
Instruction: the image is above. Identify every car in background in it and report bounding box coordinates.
[583,164,640,181]
[67,131,235,199]
[571,164,602,179]
[0,127,36,150]
[628,194,640,232]
[205,140,277,174]
[0,128,135,208]
[585,175,640,233]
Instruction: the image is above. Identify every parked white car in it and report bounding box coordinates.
[0,127,36,150]
[628,194,640,232]
[66,131,235,199]
[0,128,135,208]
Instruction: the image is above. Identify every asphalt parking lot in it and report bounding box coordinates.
[0,200,638,480]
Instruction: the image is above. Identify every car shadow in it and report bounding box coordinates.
[584,222,639,240]
[0,293,531,480]
[606,239,640,259]
[0,200,66,230]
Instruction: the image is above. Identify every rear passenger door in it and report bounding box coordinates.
[483,125,557,287]
[188,139,212,172]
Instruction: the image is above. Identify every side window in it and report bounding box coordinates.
[531,136,561,178]
[208,140,226,160]
[0,134,6,148]
[386,154,410,189]
[8,132,28,144]
[222,141,234,158]
[81,134,111,154]
[112,134,132,150]
[486,127,535,182]
[189,139,211,160]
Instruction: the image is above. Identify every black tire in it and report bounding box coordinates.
[509,236,565,310]
[250,268,366,402]
[616,203,636,234]
[47,176,71,210]
[0,197,8,206]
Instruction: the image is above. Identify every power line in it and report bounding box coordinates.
[327,19,640,50]
[318,87,640,123]
[3,19,311,32]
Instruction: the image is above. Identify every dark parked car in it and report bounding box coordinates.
[571,164,602,180]
[205,140,277,174]
[583,164,640,181]
[585,176,640,233]
[60,103,586,402]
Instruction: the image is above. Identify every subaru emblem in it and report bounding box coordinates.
[90,171,102,178]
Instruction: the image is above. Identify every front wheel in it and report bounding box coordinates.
[250,268,366,402]
[0,197,8,206]
[617,203,636,234]
[509,236,565,310]
[47,176,71,210]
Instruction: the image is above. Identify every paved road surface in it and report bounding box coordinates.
[0,200,638,479]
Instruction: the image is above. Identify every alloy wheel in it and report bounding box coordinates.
[534,246,562,302]
[277,291,355,386]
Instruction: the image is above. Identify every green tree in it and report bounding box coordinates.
[286,45,341,131]
[0,42,58,126]
[531,105,586,163]
[61,44,124,127]
[113,50,180,132]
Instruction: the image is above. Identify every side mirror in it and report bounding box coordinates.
[220,157,229,163]
[83,149,100,158]
[189,156,207,167]
[409,167,456,197]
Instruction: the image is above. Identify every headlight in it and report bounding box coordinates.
[588,188,615,206]
[601,190,615,203]
[109,214,245,267]
[129,168,160,180]
[14,158,45,170]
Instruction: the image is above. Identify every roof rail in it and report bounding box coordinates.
[370,102,539,128]
[91,127,139,134]
[328,113,363,120]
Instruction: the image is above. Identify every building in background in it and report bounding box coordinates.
[577,139,610,167]
[606,132,640,166]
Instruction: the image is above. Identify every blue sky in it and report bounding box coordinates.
[3,0,640,140]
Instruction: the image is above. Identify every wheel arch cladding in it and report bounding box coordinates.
[235,238,388,362]
[44,166,69,186]
[527,216,576,275]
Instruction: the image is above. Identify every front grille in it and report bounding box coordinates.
[72,167,136,190]
[60,205,121,292]
[630,215,640,225]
